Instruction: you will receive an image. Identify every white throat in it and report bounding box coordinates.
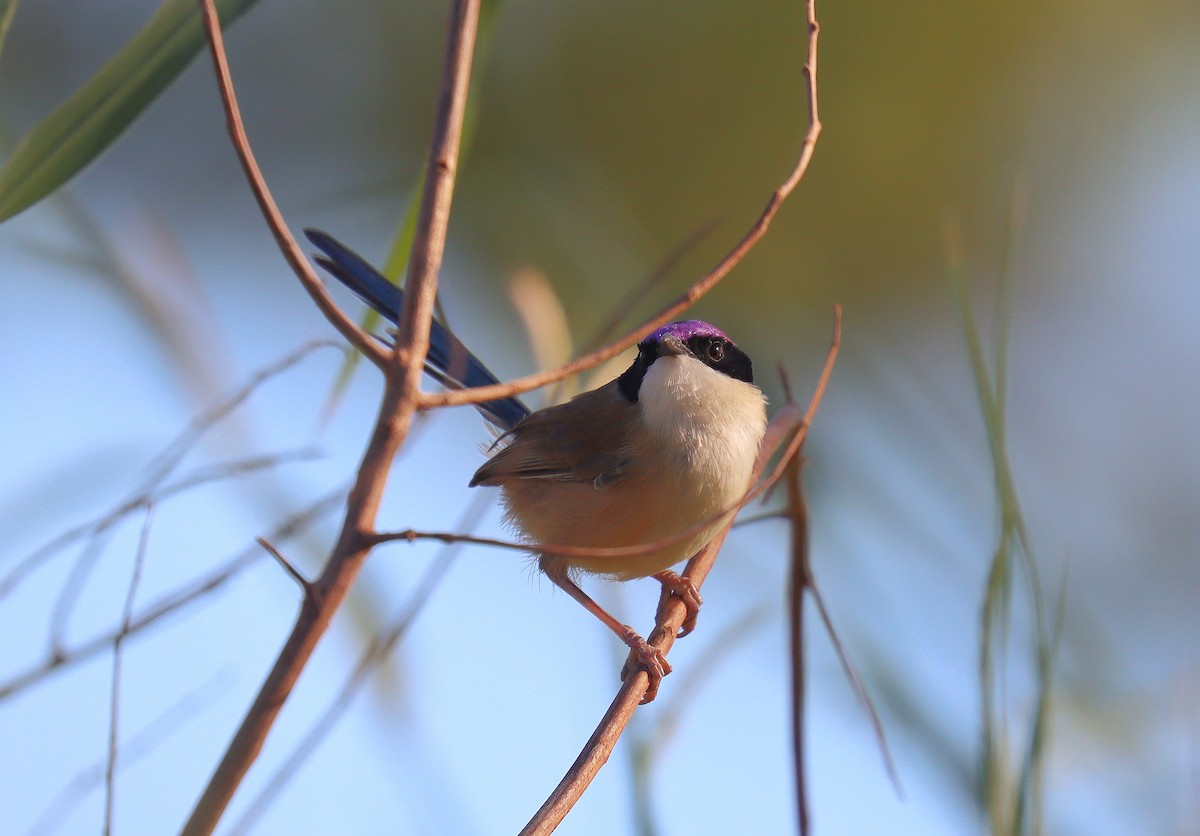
[638,355,767,485]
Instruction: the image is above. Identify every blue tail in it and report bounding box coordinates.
[305,228,530,430]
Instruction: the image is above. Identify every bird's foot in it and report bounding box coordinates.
[618,627,671,704]
[653,570,703,637]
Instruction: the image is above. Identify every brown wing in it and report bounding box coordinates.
[469,380,636,486]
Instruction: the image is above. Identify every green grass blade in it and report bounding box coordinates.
[0,0,19,62]
[947,208,1056,836]
[0,0,259,223]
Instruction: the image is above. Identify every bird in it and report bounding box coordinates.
[306,228,768,694]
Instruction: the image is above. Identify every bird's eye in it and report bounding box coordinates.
[706,340,725,363]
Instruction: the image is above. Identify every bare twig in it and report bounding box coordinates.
[734,510,789,528]
[140,340,338,490]
[47,448,319,653]
[30,673,231,836]
[182,1,481,831]
[629,603,771,833]
[578,215,723,355]
[535,217,721,416]
[421,2,822,413]
[392,0,478,379]
[229,494,490,835]
[784,429,811,836]
[518,527,734,836]
[777,307,835,834]
[0,489,344,701]
[104,504,155,836]
[195,1,385,368]
[808,579,902,792]
[781,313,900,803]
[256,537,321,604]
[0,339,334,602]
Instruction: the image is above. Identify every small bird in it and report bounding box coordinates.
[307,229,767,692]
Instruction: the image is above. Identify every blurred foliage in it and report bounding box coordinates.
[0,0,17,62]
[0,0,259,222]
[948,210,1057,834]
[0,0,1197,833]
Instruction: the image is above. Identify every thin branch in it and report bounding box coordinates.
[783,319,901,801]
[808,580,902,792]
[391,0,479,381]
[800,304,840,441]
[47,448,319,653]
[373,301,840,566]
[0,339,334,602]
[782,304,849,830]
[519,527,734,836]
[539,217,721,410]
[421,1,822,413]
[182,1,481,831]
[30,673,231,836]
[139,340,338,490]
[578,215,723,355]
[196,1,386,368]
[785,431,811,836]
[629,603,771,833]
[0,489,344,701]
[229,494,490,835]
[256,537,321,605]
[733,510,789,528]
[104,504,155,836]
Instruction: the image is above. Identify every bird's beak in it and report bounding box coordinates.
[656,335,687,357]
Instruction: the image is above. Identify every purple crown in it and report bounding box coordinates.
[644,319,731,345]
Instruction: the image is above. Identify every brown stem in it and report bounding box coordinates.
[421,1,822,412]
[786,446,811,835]
[181,0,482,832]
[181,389,407,835]
[194,1,385,368]
[519,526,734,836]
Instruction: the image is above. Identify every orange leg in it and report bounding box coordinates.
[652,570,703,637]
[546,570,671,702]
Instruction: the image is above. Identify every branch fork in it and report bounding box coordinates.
[187,0,823,833]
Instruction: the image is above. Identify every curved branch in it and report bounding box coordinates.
[0,490,344,701]
[182,1,481,832]
[421,1,823,412]
[197,0,387,368]
[376,305,841,568]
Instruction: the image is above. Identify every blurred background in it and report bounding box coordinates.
[2,0,1198,833]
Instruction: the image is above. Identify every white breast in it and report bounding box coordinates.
[513,354,768,581]
[638,355,768,510]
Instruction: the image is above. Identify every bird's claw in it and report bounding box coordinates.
[654,571,703,637]
[619,629,671,704]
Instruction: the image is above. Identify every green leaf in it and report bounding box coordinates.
[0,0,19,63]
[0,0,259,223]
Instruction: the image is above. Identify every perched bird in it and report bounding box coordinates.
[307,229,767,691]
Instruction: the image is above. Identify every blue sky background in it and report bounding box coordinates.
[2,1,1199,833]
